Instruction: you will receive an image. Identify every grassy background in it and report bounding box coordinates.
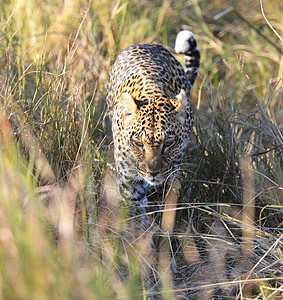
[0,0,282,298]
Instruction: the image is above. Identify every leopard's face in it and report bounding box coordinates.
[118,90,193,185]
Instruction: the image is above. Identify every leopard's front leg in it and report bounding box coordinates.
[118,173,154,230]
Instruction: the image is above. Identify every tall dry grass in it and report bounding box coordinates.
[0,0,282,298]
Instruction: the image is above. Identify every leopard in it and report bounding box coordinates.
[106,30,200,224]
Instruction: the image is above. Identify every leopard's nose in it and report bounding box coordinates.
[143,149,163,178]
[149,171,159,177]
[145,164,161,177]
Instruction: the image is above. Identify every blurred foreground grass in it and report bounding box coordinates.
[0,0,282,299]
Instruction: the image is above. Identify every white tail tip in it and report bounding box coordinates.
[175,30,195,54]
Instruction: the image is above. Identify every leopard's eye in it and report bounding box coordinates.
[131,138,144,149]
[163,139,175,149]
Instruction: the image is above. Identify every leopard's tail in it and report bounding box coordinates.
[175,30,200,91]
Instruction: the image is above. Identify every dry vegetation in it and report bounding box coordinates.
[0,0,282,299]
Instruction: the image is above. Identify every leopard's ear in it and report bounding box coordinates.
[171,89,187,123]
[120,92,137,123]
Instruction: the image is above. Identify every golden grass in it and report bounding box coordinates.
[0,0,282,298]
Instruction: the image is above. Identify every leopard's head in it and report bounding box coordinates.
[119,90,193,185]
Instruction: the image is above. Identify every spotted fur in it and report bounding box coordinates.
[106,30,200,207]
